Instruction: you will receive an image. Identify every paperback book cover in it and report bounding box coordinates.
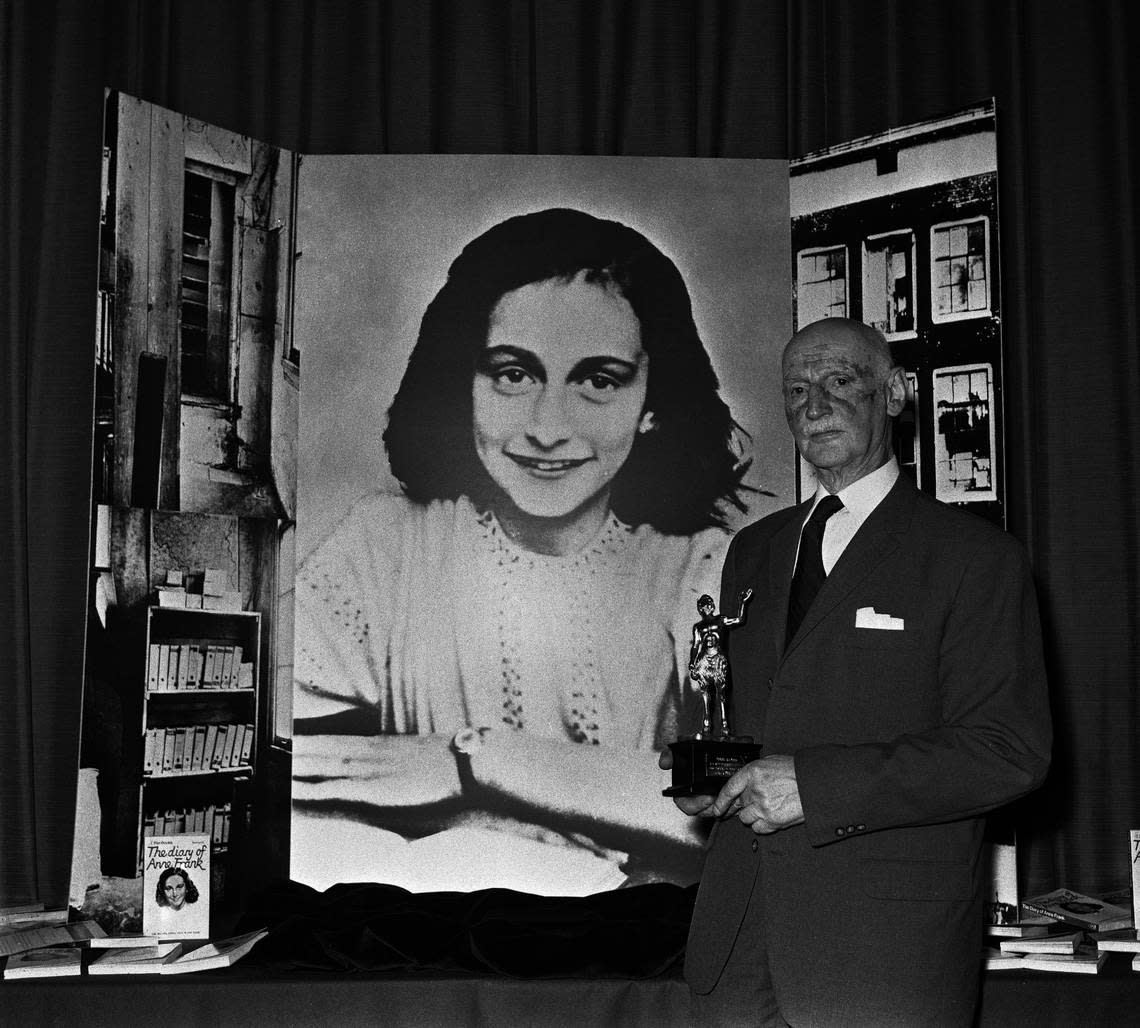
[998,931,1082,954]
[0,919,105,958]
[985,945,1108,974]
[982,946,1026,971]
[1091,928,1140,953]
[142,835,211,940]
[0,906,68,929]
[159,928,268,974]
[1131,829,1140,929]
[88,942,184,975]
[1016,947,1108,974]
[985,916,1063,939]
[1021,888,1134,932]
[87,932,163,949]
[2,946,84,979]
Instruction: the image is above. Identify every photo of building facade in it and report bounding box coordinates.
[790,100,1004,526]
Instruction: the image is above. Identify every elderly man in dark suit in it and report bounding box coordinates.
[665,318,1051,1027]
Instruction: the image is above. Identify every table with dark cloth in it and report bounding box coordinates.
[3,883,1138,1026]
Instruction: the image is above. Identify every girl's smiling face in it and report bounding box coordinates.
[472,272,650,525]
[164,873,187,909]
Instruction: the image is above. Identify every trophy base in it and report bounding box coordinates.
[663,737,763,797]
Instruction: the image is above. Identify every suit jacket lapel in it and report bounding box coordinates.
[770,498,813,659]
[781,476,917,662]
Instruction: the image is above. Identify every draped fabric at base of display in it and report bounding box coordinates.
[233,880,696,978]
[3,0,1139,913]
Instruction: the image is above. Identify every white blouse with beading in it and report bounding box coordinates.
[295,494,730,749]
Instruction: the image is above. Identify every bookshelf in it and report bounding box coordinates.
[137,606,261,876]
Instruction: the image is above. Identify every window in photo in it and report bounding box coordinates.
[180,169,235,399]
[895,371,921,485]
[931,217,990,323]
[796,246,847,329]
[863,231,916,338]
[933,363,997,503]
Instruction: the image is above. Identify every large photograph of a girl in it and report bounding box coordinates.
[290,156,792,893]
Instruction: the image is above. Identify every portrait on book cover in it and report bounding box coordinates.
[142,835,211,940]
[289,154,793,894]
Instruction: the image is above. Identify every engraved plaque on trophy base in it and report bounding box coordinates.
[663,737,762,797]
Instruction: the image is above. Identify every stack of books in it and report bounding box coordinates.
[0,909,105,980]
[1089,927,1140,971]
[984,887,1137,974]
[86,929,268,975]
[1020,888,1134,933]
[983,943,1108,975]
[1,903,267,978]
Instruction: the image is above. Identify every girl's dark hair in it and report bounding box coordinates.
[155,866,200,907]
[384,207,749,534]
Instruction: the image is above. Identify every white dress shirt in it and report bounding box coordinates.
[796,457,900,574]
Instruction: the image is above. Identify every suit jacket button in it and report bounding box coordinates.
[846,825,856,833]
[856,824,866,831]
[751,839,758,853]
[767,677,773,689]
[835,827,845,837]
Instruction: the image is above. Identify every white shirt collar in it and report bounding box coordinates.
[810,456,900,518]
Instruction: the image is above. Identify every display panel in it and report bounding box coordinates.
[790,99,1006,526]
[289,155,793,893]
[74,92,298,934]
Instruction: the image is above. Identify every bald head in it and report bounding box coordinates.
[781,318,907,493]
[783,318,894,380]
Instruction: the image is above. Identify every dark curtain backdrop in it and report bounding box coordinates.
[2,0,1137,909]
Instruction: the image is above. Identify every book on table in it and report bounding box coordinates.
[1017,947,1108,974]
[88,931,266,975]
[0,919,105,958]
[998,931,1083,954]
[986,945,1108,974]
[142,835,211,940]
[1091,928,1140,953]
[985,914,1064,939]
[983,946,1027,971]
[86,932,163,949]
[0,905,67,929]
[88,942,185,974]
[158,928,267,974]
[1020,888,1134,932]
[2,946,83,979]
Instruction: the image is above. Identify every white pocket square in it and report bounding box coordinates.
[855,606,905,631]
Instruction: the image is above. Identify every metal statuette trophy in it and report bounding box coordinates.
[663,589,762,797]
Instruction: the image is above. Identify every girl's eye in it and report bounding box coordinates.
[585,373,620,391]
[491,366,534,391]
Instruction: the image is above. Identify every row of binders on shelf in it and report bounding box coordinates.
[147,642,253,691]
[142,802,232,849]
[144,723,253,776]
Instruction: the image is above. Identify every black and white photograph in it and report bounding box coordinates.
[141,834,211,940]
[789,99,1005,525]
[6,6,1138,1026]
[933,362,998,504]
[73,93,298,933]
[289,155,793,893]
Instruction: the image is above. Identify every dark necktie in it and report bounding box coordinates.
[786,494,844,644]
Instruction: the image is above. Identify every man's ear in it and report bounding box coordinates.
[884,366,908,417]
